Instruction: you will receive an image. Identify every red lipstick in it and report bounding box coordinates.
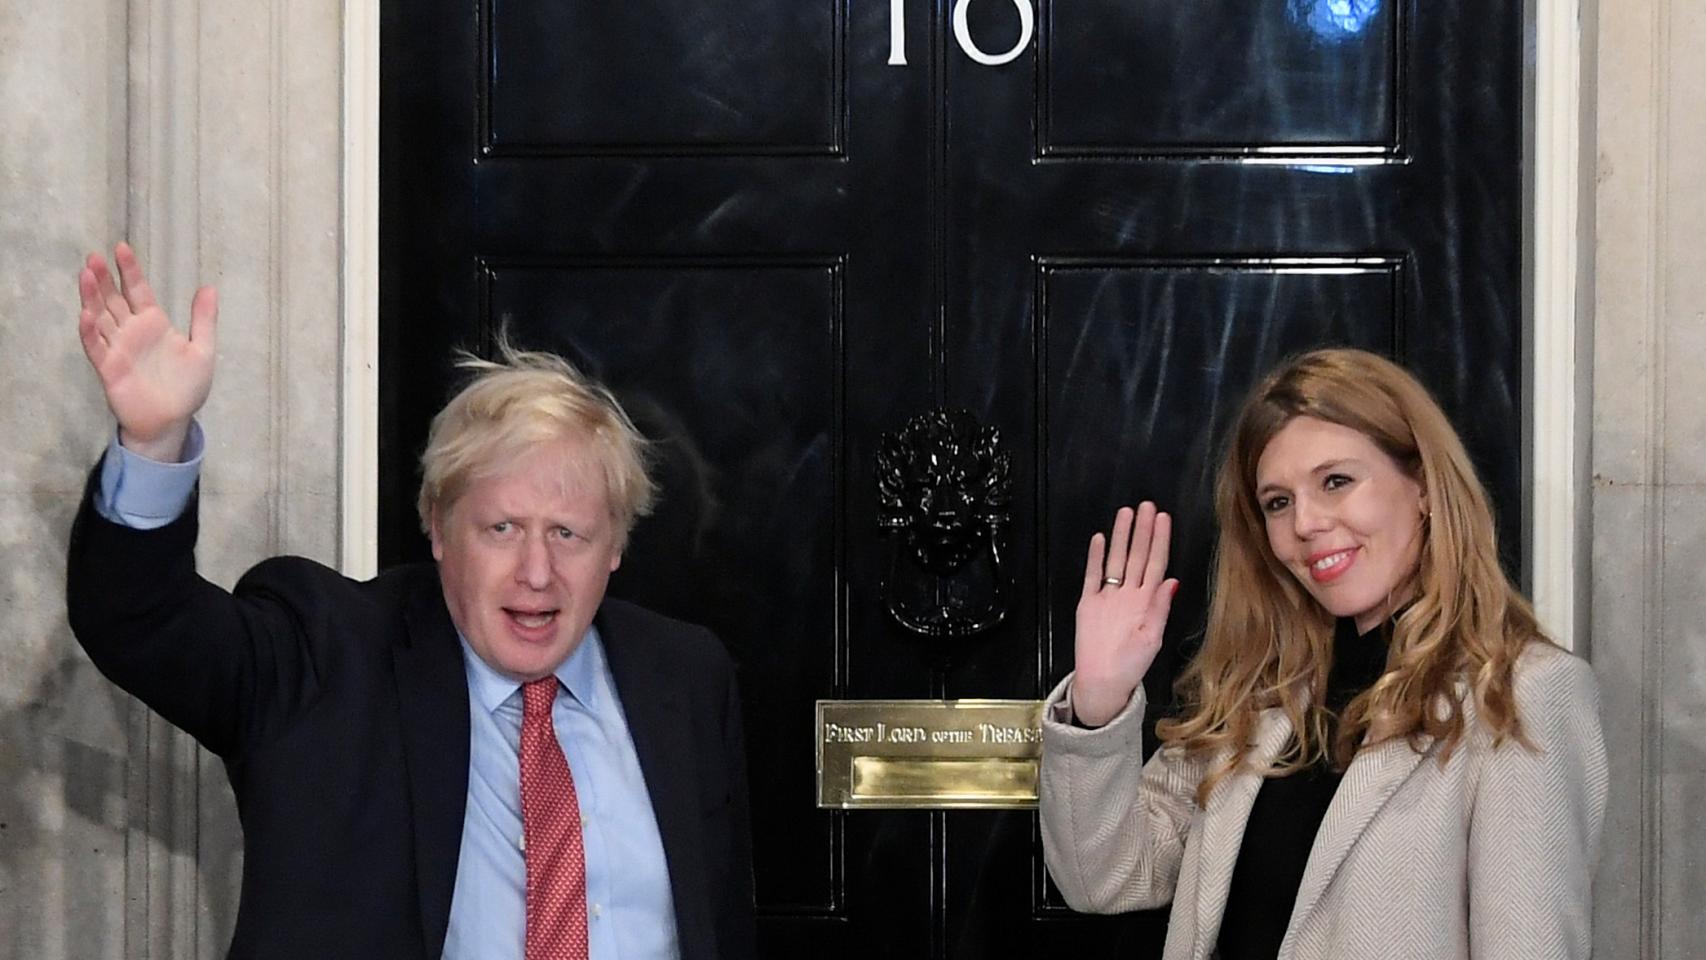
[1306,547,1358,584]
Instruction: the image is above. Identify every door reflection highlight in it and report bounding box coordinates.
[1289,0,1381,41]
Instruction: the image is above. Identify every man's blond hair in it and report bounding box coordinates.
[417,338,656,544]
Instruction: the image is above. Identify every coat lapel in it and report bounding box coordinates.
[1191,708,1296,960]
[598,603,712,960]
[1281,731,1433,950]
[391,573,472,959]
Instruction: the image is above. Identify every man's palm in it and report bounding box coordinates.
[77,243,218,455]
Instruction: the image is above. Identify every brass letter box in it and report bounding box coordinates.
[816,700,1045,809]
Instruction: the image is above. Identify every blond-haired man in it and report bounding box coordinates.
[66,244,756,960]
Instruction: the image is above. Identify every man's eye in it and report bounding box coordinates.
[490,521,512,534]
[553,526,577,540]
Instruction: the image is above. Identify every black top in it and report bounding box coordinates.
[1216,617,1390,960]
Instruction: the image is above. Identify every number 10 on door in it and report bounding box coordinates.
[889,0,1037,67]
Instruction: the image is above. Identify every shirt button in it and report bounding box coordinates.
[590,903,603,920]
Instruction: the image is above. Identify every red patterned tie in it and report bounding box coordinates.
[520,677,590,960]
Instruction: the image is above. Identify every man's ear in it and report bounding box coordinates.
[429,506,445,562]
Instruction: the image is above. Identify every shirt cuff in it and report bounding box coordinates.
[95,421,206,530]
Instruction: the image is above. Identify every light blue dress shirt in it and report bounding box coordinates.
[444,628,680,960]
[96,426,682,960]
[94,424,206,528]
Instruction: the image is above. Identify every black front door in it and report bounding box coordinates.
[381,1,1522,954]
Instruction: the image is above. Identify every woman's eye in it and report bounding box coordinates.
[1261,495,1290,514]
[1324,474,1353,492]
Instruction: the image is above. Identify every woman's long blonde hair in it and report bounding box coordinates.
[1155,348,1547,806]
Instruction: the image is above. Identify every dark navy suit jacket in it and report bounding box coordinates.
[66,476,757,960]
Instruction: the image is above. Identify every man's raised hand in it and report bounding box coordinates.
[77,243,218,462]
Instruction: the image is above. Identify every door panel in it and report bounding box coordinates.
[1037,259,1401,666]
[1042,0,1396,151]
[485,260,847,910]
[487,0,840,151]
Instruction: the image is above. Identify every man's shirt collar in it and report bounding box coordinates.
[457,623,606,715]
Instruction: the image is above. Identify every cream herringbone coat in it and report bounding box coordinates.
[1039,642,1607,960]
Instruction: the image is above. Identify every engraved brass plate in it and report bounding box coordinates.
[816,700,1045,809]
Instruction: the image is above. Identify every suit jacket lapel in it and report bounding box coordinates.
[1192,708,1295,960]
[392,573,472,960]
[1282,732,1432,950]
[598,603,712,960]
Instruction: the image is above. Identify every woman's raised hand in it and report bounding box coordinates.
[1070,503,1179,728]
[76,243,218,462]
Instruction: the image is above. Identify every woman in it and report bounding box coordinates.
[1039,348,1607,960]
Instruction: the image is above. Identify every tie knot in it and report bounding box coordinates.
[522,677,558,717]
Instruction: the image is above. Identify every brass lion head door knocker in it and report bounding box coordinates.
[875,409,1013,639]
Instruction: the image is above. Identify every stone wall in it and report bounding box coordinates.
[0,0,343,955]
[1590,0,1706,955]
